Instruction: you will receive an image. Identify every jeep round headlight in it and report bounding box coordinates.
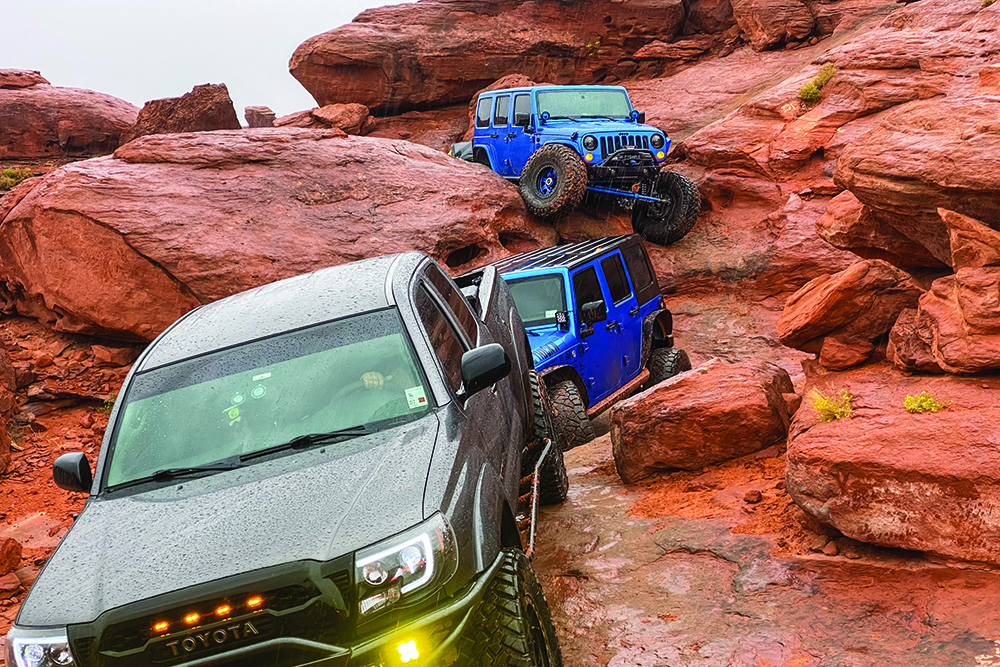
[582,135,598,151]
[355,513,458,619]
[6,627,75,667]
[650,134,665,149]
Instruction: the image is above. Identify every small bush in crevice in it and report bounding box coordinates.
[809,387,854,422]
[904,391,949,414]
[798,63,838,103]
[984,0,996,8]
[0,167,34,191]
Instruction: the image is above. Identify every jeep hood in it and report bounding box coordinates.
[528,329,575,366]
[17,417,439,627]
[542,118,652,136]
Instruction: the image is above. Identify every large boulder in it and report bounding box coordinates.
[0,538,21,576]
[787,363,1000,566]
[119,83,241,145]
[777,260,923,369]
[730,0,814,51]
[274,103,374,135]
[611,358,794,483]
[0,73,138,158]
[0,347,15,418]
[289,0,685,112]
[0,128,555,341]
[244,106,275,128]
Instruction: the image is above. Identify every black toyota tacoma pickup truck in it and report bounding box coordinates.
[6,253,565,667]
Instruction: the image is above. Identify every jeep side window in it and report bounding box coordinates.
[513,94,531,127]
[600,254,632,304]
[622,243,658,305]
[476,97,492,129]
[572,267,603,310]
[424,264,479,344]
[494,95,510,127]
[415,285,465,393]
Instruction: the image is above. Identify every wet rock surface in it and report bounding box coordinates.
[119,83,241,145]
[533,435,1000,666]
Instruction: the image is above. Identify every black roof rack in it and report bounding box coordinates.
[492,235,638,274]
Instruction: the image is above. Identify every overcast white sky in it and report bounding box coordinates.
[5,0,414,119]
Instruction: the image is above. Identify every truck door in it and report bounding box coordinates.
[491,94,514,177]
[570,265,620,403]
[599,251,642,383]
[507,93,533,175]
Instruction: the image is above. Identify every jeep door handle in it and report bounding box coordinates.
[507,132,517,138]
[489,132,499,138]
[606,320,621,332]
[629,306,640,317]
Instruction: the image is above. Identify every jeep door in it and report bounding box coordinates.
[506,93,534,175]
[598,251,643,383]
[570,265,621,403]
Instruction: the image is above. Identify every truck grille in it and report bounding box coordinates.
[599,134,650,157]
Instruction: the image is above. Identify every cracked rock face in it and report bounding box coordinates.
[0,128,555,341]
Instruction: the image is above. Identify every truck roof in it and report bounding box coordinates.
[481,84,628,96]
[492,235,638,275]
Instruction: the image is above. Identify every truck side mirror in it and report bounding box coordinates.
[53,452,92,493]
[459,343,511,397]
[523,126,534,135]
[580,301,607,325]
[513,112,530,127]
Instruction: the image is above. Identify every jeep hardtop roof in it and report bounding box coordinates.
[480,84,629,96]
[492,235,638,275]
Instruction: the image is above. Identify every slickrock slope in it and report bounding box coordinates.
[0,128,555,341]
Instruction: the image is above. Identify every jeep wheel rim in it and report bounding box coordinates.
[537,167,558,197]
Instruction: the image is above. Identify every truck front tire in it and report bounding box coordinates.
[459,549,563,667]
[519,145,587,219]
[631,170,701,246]
[549,380,595,451]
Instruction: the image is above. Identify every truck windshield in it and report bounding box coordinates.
[103,309,432,490]
[536,89,631,120]
[506,274,567,327]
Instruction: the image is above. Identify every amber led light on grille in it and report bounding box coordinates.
[246,596,263,609]
[153,621,170,633]
[215,605,232,617]
[184,613,200,625]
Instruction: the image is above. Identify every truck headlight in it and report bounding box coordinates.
[355,513,458,618]
[582,135,598,151]
[6,627,75,667]
[650,134,665,149]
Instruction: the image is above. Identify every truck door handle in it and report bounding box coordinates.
[629,306,640,316]
[489,132,499,138]
[606,320,620,332]
[507,132,517,138]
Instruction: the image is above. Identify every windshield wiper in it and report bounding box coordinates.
[239,425,375,462]
[109,458,245,491]
[578,115,621,121]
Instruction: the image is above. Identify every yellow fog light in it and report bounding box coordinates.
[656,151,665,160]
[584,153,594,162]
[398,640,419,663]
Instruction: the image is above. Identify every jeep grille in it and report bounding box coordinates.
[600,134,650,156]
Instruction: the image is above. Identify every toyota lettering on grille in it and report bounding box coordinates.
[162,621,260,657]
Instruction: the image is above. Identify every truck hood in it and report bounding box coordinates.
[17,417,440,627]
[541,118,653,136]
[528,329,575,366]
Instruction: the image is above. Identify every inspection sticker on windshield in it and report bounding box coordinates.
[545,310,557,318]
[405,386,428,409]
[252,372,272,382]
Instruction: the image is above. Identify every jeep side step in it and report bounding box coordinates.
[515,437,554,561]
[586,368,650,419]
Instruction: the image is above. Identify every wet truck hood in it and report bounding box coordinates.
[528,329,575,366]
[17,417,439,627]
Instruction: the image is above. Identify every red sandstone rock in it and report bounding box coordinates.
[684,0,736,34]
[369,105,469,152]
[311,103,372,135]
[886,308,942,373]
[0,85,138,158]
[289,0,685,112]
[0,538,22,576]
[730,0,815,51]
[939,208,1000,270]
[816,192,946,269]
[0,572,20,600]
[787,363,1000,566]
[91,345,140,368]
[0,69,49,89]
[119,83,241,144]
[611,358,794,482]
[776,260,923,366]
[244,106,275,128]
[981,64,1000,93]
[0,423,10,474]
[817,335,874,371]
[0,128,555,341]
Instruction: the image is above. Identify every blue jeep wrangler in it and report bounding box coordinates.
[484,235,691,449]
[468,85,701,246]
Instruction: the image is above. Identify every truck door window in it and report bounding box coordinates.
[600,254,632,304]
[476,97,492,128]
[494,95,511,126]
[513,94,531,126]
[622,243,659,305]
[425,264,479,344]
[572,267,603,308]
[415,285,465,393]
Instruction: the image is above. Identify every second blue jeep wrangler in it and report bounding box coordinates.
[482,235,691,449]
[469,85,701,246]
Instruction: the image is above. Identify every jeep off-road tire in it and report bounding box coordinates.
[458,549,563,667]
[631,171,701,246]
[549,380,595,451]
[525,372,569,505]
[644,347,692,389]
[519,144,587,219]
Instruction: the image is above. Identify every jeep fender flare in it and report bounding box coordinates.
[472,146,496,170]
[539,365,590,409]
[641,308,674,366]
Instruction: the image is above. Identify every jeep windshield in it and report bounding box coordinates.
[103,308,432,490]
[537,89,631,120]
[506,274,567,327]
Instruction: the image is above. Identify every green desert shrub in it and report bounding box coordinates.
[798,63,839,102]
[904,391,949,414]
[0,167,34,191]
[809,387,854,422]
[984,0,996,9]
